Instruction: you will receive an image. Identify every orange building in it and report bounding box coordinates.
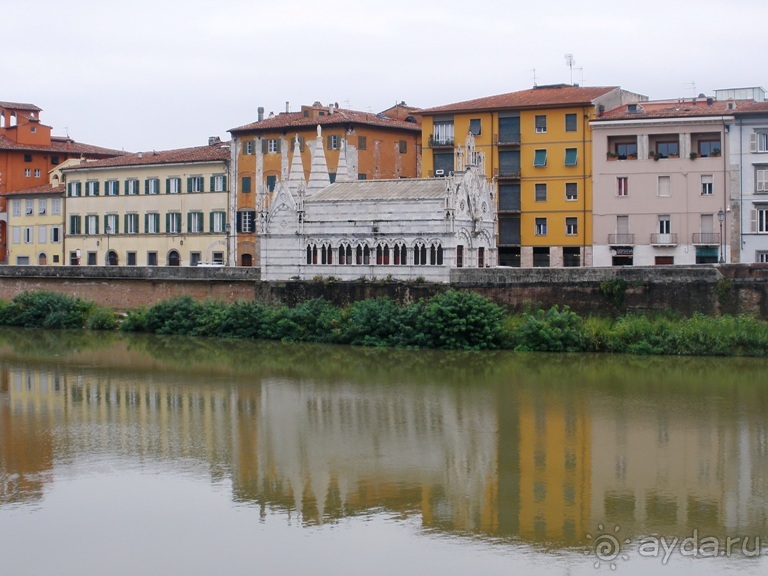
[227,101,421,266]
[0,100,124,262]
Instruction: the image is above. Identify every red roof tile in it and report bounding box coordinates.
[229,106,421,134]
[60,143,230,172]
[597,98,746,120]
[0,101,42,112]
[0,134,126,156]
[419,85,621,114]
[1,183,64,197]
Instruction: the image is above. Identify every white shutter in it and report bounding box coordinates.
[751,132,758,153]
[751,209,758,233]
[758,170,768,192]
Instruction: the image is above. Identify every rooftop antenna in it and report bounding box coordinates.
[531,68,537,87]
[575,66,584,87]
[565,54,575,85]
[684,81,697,96]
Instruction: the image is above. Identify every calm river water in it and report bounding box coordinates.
[1,328,767,575]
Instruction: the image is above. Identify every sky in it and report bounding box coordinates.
[4,0,766,153]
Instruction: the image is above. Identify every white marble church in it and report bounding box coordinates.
[259,128,497,282]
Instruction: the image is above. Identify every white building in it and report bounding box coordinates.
[260,129,497,282]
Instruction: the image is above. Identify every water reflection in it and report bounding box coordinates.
[1,327,767,555]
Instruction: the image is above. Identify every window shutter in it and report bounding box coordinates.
[145,179,149,194]
[276,139,281,153]
[187,213,192,233]
[236,211,243,233]
[751,132,758,153]
[166,213,171,233]
[187,177,193,193]
[751,209,758,233]
[95,182,100,196]
[326,135,332,149]
[112,217,118,234]
[210,176,215,191]
[67,183,72,197]
[94,218,99,235]
[242,176,251,193]
[166,179,171,194]
[221,176,227,191]
[145,214,149,233]
[262,139,268,154]
[124,214,129,232]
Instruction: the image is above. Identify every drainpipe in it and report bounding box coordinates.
[583,106,588,267]
[738,117,743,263]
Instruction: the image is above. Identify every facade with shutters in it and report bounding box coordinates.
[228,102,421,267]
[60,141,232,267]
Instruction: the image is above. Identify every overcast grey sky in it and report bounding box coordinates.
[4,0,764,153]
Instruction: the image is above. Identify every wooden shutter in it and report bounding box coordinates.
[751,132,758,153]
[186,177,192,193]
[209,212,214,233]
[276,139,281,153]
[751,209,758,233]
[262,139,268,154]
[145,214,150,233]
[166,179,171,194]
[165,213,171,233]
[221,176,227,191]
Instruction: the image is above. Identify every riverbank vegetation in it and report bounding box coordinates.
[1,290,768,356]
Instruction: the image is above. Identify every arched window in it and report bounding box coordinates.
[321,244,332,265]
[414,242,427,266]
[392,243,407,266]
[306,245,313,265]
[168,250,180,266]
[363,245,371,265]
[430,243,443,265]
[338,245,346,265]
[107,250,118,266]
[38,253,47,266]
[241,254,253,267]
[356,245,363,265]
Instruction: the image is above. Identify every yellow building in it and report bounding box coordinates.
[60,141,232,266]
[419,85,645,267]
[3,183,65,265]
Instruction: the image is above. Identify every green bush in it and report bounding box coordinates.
[85,307,119,331]
[120,307,149,332]
[416,290,506,350]
[144,296,203,335]
[342,297,413,347]
[0,291,92,329]
[512,305,585,352]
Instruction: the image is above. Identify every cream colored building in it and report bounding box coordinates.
[61,141,232,266]
[3,183,65,266]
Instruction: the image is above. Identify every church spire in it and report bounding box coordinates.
[287,134,306,188]
[306,125,331,196]
[335,139,350,182]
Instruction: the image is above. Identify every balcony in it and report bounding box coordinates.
[429,134,454,148]
[608,234,635,245]
[495,167,521,179]
[650,233,678,246]
[692,232,720,246]
[495,132,521,145]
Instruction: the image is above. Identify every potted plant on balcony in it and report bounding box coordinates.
[627,152,638,160]
[712,148,721,157]
[607,151,618,160]
[690,152,698,160]
[650,151,659,161]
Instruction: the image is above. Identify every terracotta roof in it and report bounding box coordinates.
[2,183,65,197]
[308,178,446,202]
[0,101,42,112]
[732,101,768,116]
[0,134,126,156]
[597,99,744,121]
[229,106,421,134]
[419,85,620,114]
[60,142,230,172]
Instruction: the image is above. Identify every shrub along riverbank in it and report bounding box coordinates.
[1,290,768,356]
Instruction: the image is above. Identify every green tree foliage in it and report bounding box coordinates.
[0,291,93,329]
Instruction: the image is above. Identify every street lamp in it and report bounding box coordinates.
[225,223,231,266]
[105,223,112,265]
[717,209,725,264]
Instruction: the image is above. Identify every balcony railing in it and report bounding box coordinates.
[495,132,521,145]
[495,167,522,179]
[429,134,454,148]
[692,232,721,245]
[608,234,635,245]
[650,233,678,246]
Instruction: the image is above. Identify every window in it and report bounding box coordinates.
[752,131,768,153]
[34,169,40,178]
[211,211,226,233]
[398,140,407,154]
[238,210,255,233]
[617,176,629,197]
[533,247,550,267]
[566,217,578,236]
[533,149,547,167]
[190,252,201,266]
[244,140,254,155]
[753,207,768,233]
[698,140,721,157]
[658,215,671,234]
[24,154,32,163]
[24,227,33,244]
[338,243,352,265]
[145,213,160,234]
[188,211,204,233]
[358,173,367,180]
[478,246,485,268]
[24,169,31,177]
[51,227,61,243]
[106,180,119,196]
[241,176,251,193]
[51,155,59,165]
[69,251,79,265]
[87,252,97,266]
[267,138,279,153]
[658,175,671,197]
[68,182,82,197]
[615,142,637,159]
[565,182,578,201]
[167,177,181,194]
[16,256,30,265]
[535,183,547,202]
[84,181,98,196]
[429,243,443,265]
[126,179,139,195]
[105,214,118,235]
[69,215,81,235]
[38,199,47,215]
[535,217,547,236]
[535,115,547,133]
[85,215,99,235]
[564,148,578,166]
[565,113,577,132]
[146,178,160,195]
[147,252,158,266]
[25,199,33,215]
[701,175,714,195]
[188,176,203,193]
[393,243,406,265]
[167,212,181,234]
[469,118,481,136]
[11,199,21,217]
[757,169,768,193]
[266,175,276,192]
[357,135,367,150]
[11,227,20,244]
[212,252,224,265]
[212,175,226,192]
[125,213,139,234]
[656,141,679,158]
[432,120,454,146]
[326,135,340,150]
[127,252,137,266]
[52,198,61,215]
[413,243,427,266]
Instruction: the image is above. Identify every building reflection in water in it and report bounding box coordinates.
[1,336,767,550]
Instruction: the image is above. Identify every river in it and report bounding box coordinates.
[0,328,766,575]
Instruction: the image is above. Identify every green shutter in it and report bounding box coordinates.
[94,218,99,235]
[221,176,227,191]
[210,176,215,191]
[166,213,170,233]
[187,177,193,193]
[209,212,214,233]
[242,176,251,193]
[95,182,100,196]
[124,214,129,233]
[145,214,150,233]
[166,179,170,194]
[187,213,192,233]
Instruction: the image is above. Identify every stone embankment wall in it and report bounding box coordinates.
[0,265,767,317]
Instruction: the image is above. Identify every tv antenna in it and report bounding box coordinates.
[531,68,537,87]
[565,54,575,85]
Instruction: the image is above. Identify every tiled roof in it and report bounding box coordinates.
[732,101,768,116]
[0,101,42,112]
[60,142,230,171]
[0,134,126,156]
[1,183,64,197]
[230,106,421,134]
[308,178,446,202]
[419,85,620,114]
[597,99,747,120]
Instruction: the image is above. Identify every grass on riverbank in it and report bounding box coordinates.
[1,290,768,356]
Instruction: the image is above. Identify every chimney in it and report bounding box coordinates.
[137,152,143,159]
[286,101,290,113]
[258,107,264,122]
[208,136,221,146]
